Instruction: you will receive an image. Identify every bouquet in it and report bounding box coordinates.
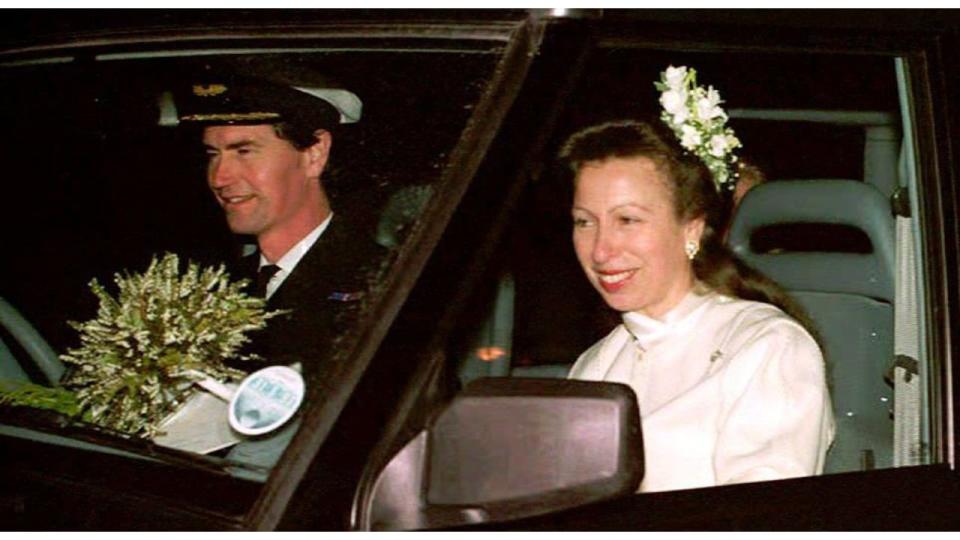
[56,253,281,438]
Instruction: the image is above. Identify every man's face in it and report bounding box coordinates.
[203,125,325,240]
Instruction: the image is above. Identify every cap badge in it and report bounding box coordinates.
[193,84,228,97]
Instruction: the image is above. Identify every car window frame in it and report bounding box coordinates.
[578,7,960,479]
[248,16,544,530]
[560,12,960,528]
[0,12,540,531]
[353,11,960,531]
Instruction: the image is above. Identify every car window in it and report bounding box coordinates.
[447,44,931,479]
[0,36,508,490]
[343,12,960,529]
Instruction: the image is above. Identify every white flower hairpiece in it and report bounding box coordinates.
[655,65,742,192]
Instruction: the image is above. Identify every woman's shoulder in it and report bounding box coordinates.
[707,294,827,392]
[706,293,818,353]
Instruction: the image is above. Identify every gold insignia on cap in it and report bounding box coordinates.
[192,84,228,97]
[180,112,281,122]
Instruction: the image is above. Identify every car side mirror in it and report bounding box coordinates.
[358,377,643,531]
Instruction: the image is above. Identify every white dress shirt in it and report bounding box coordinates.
[569,287,835,493]
[258,213,333,300]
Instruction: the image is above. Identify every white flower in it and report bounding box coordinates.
[655,65,741,192]
[671,107,690,127]
[659,88,687,117]
[663,65,687,90]
[680,125,701,149]
[715,168,730,184]
[726,133,741,149]
[709,134,728,157]
[696,87,724,121]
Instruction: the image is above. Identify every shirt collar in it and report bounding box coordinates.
[259,212,333,273]
[621,284,714,350]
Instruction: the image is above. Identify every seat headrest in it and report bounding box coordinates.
[728,179,895,302]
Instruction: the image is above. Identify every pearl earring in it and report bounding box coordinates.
[685,240,699,260]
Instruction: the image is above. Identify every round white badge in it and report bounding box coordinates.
[228,365,305,436]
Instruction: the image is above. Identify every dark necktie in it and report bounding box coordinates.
[255,264,280,298]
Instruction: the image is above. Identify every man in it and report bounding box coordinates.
[722,159,768,241]
[176,75,385,382]
[733,159,767,207]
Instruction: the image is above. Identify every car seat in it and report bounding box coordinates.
[0,296,64,385]
[727,179,895,473]
[455,274,573,383]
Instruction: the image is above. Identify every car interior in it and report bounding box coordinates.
[450,108,907,471]
[0,27,937,531]
[338,45,931,528]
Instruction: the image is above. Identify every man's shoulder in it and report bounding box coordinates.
[288,215,388,294]
[325,215,388,263]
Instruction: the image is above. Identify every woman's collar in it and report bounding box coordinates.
[621,284,714,350]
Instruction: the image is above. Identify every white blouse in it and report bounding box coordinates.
[568,288,835,493]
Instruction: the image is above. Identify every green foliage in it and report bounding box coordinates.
[60,253,282,438]
[0,379,82,417]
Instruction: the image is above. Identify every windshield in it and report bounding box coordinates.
[0,42,504,486]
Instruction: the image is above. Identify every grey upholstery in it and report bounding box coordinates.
[728,179,895,473]
[457,276,514,384]
[510,363,570,379]
[0,337,31,382]
[0,296,64,385]
[456,272,573,382]
[728,179,895,301]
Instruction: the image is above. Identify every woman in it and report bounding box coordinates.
[561,119,835,493]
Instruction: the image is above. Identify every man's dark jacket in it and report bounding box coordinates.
[231,216,387,383]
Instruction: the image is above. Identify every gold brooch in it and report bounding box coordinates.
[192,84,228,97]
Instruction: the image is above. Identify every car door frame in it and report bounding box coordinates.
[352,10,960,530]
[517,11,960,529]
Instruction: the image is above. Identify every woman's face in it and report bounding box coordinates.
[572,156,704,318]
